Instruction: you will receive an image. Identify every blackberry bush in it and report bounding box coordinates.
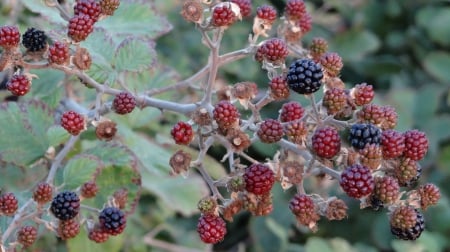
[0,0,444,251]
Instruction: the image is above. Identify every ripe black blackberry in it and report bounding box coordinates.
[287,58,323,94]
[22,27,47,52]
[348,123,381,150]
[50,191,80,220]
[99,207,126,236]
[391,209,425,240]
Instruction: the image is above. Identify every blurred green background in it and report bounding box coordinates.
[1,0,449,251]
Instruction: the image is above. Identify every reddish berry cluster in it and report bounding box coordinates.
[0,25,20,49]
[244,164,275,195]
[279,101,304,122]
[113,92,136,114]
[61,111,85,135]
[211,4,236,27]
[171,121,194,145]
[257,119,284,143]
[48,41,70,65]
[6,74,31,96]
[255,38,289,64]
[312,126,341,159]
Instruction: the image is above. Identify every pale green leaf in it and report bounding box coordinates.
[63,154,101,190]
[305,237,333,252]
[67,226,124,252]
[47,125,70,147]
[29,69,65,109]
[330,30,380,62]
[21,0,67,26]
[141,169,208,216]
[82,143,142,212]
[423,52,450,83]
[95,0,172,40]
[0,101,52,166]
[114,38,156,73]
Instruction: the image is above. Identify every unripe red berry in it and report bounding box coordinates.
[381,129,405,159]
[113,92,136,115]
[48,41,70,65]
[74,0,102,22]
[81,181,99,198]
[89,225,110,243]
[61,111,85,136]
[58,219,80,240]
[16,226,38,247]
[418,183,440,210]
[211,4,236,27]
[255,38,289,64]
[256,5,277,24]
[312,126,341,159]
[33,182,53,205]
[269,75,290,100]
[0,192,18,216]
[171,121,194,145]
[213,100,240,129]
[197,214,227,244]
[323,87,347,115]
[285,0,307,21]
[340,164,374,199]
[289,194,320,226]
[231,0,252,18]
[6,74,31,96]
[373,176,400,205]
[257,119,284,143]
[244,163,275,195]
[320,52,343,77]
[403,129,428,161]
[279,101,304,122]
[68,14,94,42]
[351,83,374,106]
[0,25,20,50]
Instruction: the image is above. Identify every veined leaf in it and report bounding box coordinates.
[114,38,156,73]
[95,0,172,40]
[63,154,102,190]
[0,101,53,166]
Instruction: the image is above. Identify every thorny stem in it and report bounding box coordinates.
[201,30,223,107]
[1,200,33,245]
[196,164,224,201]
[46,135,80,184]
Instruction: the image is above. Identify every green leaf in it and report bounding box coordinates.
[83,143,142,212]
[95,0,172,40]
[383,87,415,131]
[413,86,443,129]
[305,237,333,252]
[82,31,117,84]
[28,69,65,109]
[21,0,67,26]
[423,52,450,83]
[114,38,156,73]
[47,125,70,147]
[141,169,208,216]
[250,217,284,252]
[417,231,448,252]
[0,101,53,166]
[63,154,101,190]
[67,226,124,252]
[391,240,425,252]
[116,125,173,176]
[0,161,47,190]
[416,7,450,47]
[330,30,380,62]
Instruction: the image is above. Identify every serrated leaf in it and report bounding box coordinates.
[95,0,172,40]
[21,0,67,26]
[423,52,450,83]
[0,101,53,166]
[114,38,156,73]
[330,30,380,62]
[82,30,117,83]
[114,125,172,175]
[28,69,65,109]
[63,155,101,190]
[47,125,70,147]
[82,143,141,212]
[141,169,208,216]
